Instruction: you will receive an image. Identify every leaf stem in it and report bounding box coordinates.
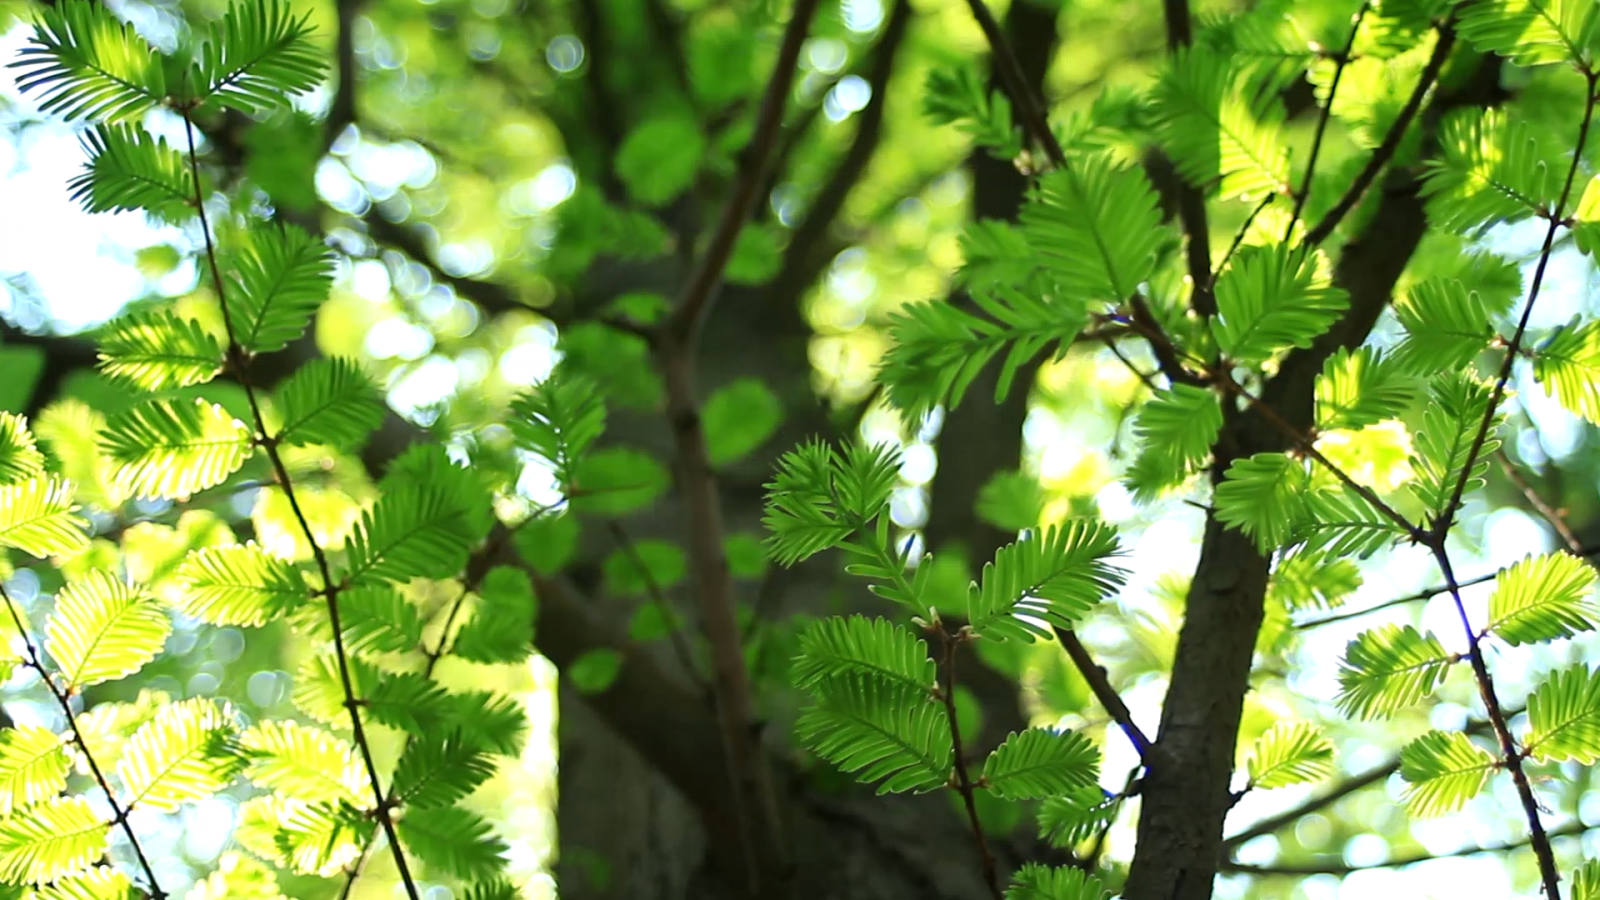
[1286,2,1371,242]
[0,582,166,900]
[937,627,1004,900]
[180,114,422,900]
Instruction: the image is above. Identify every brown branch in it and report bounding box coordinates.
[1055,627,1152,760]
[1285,2,1371,241]
[0,583,167,900]
[605,519,710,694]
[960,0,1064,169]
[1496,448,1583,553]
[181,116,423,900]
[1224,818,1593,877]
[938,628,1004,900]
[1302,27,1455,247]
[323,0,364,153]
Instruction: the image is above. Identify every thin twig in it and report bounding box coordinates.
[1432,547,1560,900]
[181,115,423,900]
[938,627,1004,900]
[1155,0,1216,316]
[1285,2,1371,241]
[1224,817,1592,876]
[1303,27,1456,246]
[0,583,167,900]
[1432,70,1597,540]
[960,0,1064,169]
[1054,627,1151,760]
[606,520,710,693]
[1211,194,1275,287]
[653,1,822,892]
[1496,448,1584,553]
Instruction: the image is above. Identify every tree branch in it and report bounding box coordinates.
[1285,2,1371,241]
[938,627,1004,900]
[1224,818,1593,877]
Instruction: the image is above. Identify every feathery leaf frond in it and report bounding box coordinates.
[1212,245,1348,367]
[1125,384,1222,499]
[1485,551,1599,645]
[798,675,952,794]
[0,477,89,559]
[11,0,165,123]
[172,543,307,627]
[0,796,106,885]
[1525,665,1600,763]
[45,571,170,690]
[100,398,253,500]
[272,357,385,451]
[116,697,243,813]
[1246,721,1336,789]
[981,728,1099,800]
[225,224,333,353]
[1399,730,1496,817]
[191,0,326,113]
[966,522,1124,641]
[792,616,936,695]
[1337,624,1454,719]
[96,311,223,391]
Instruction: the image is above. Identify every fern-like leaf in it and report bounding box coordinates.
[1037,784,1117,849]
[0,414,44,487]
[45,571,170,690]
[226,224,334,353]
[67,125,194,222]
[173,543,307,627]
[342,485,477,585]
[452,566,537,665]
[396,804,509,881]
[1125,384,1223,499]
[0,726,69,817]
[1019,154,1165,303]
[792,616,936,695]
[0,477,89,559]
[1246,721,1336,789]
[116,697,243,813]
[1214,452,1309,552]
[763,440,900,565]
[1525,665,1600,763]
[1407,369,1499,516]
[240,719,363,803]
[0,796,106,884]
[1391,277,1504,375]
[966,521,1124,641]
[1337,624,1454,719]
[798,675,953,794]
[273,357,385,451]
[1484,551,1599,645]
[1535,319,1600,425]
[1315,347,1414,432]
[1422,108,1564,232]
[191,0,327,113]
[982,728,1099,800]
[1150,45,1291,199]
[100,398,254,500]
[97,311,223,391]
[11,0,165,123]
[508,367,607,488]
[335,585,423,655]
[1399,730,1496,817]
[1211,245,1348,367]
[392,731,498,810]
[1457,0,1598,68]
[1005,863,1112,900]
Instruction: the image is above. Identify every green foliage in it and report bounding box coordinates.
[791,616,935,695]
[11,0,165,123]
[1151,45,1291,199]
[1125,384,1222,499]
[190,0,325,113]
[796,674,953,794]
[0,415,44,487]
[923,66,1023,159]
[68,126,194,221]
[224,224,333,354]
[1020,156,1165,304]
[965,522,1125,641]
[99,398,253,500]
[45,571,170,690]
[343,485,476,585]
[1484,551,1600,645]
[1575,860,1600,900]
[1211,245,1348,366]
[1036,785,1117,848]
[763,440,901,566]
[1422,109,1563,232]
[981,728,1099,800]
[702,378,783,466]
[173,543,307,626]
[272,358,385,451]
[1245,721,1336,789]
[1314,347,1413,432]
[1406,370,1501,516]
[0,728,69,817]
[1337,624,1454,719]
[0,797,106,884]
[1214,453,1308,552]
[116,698,243,813]
[1398,730,1496,817]
[1390,277,1503,375]
[1004,863,1111,900]
[614,113,706,206]
[1534,319,1600,424]
[0,477,87,559]
[452,566,537,665]
[1525,665,1600,763]
[1456,0,1599,68]
[509,368,606,489]
[395,804,509,881]
[95,312,223,391]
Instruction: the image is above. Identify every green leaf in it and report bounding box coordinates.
[364,671,454,734]
[792,616,936,695]
[67,125,195,223]
[982,728,1099,800]
[1535,319,1600,424]
[0,477,89,559]
[509,368,606,488]
[1392,277,1501,375]
[185,851,288,900]
[568,447,670,517]
[967,522,1125,641]
[235,796,370,877]
[1269,552,1364,612]
[0,797,107,885]
[225,224,333,353]
[702,378,784,466]
[1525,665,1600,763]
[459,881,521,900]
[0,415,44,487]
[273,357,385,451]
[1214,452,1309,552]
[923,65,1023,158]
[1246,721,1336,789]
[1422,108,1564,232]
[100,398,254,500]
[1151,45,1291,199]
[1296,485,1407,559]
[343,485,477,585]
[291,652,381,728]
[96,311,223,391]
[1407,370,1500,515]
[798,675,952,794]
[11,0,165,123]
[876,300,1006,418]
[45,571,170,690]
[1125,384,1223,500]
[36,865,134,900]
[567,649,623,695]
[601,540,686,597]
[1399,730,1496,817]
[191,0,327,113]
[975,470,1045,532]
[614,113,705,206]
[452,566,537,665]
[1336,624,1454,719]
[1574,860,1600,900]
[116,697,242,814]
[446,691,529,756]
[1573,175,1600,257]
[1485,551,1599,645]
[240,719,363,804]
[1457,0,1599,68]
[0,726,69,817]
[172,543,307,627]
[1037,784,1117,848]
[337,585,423,655]
[1005,863,1111,900]
[763,440,902,565]
[378,444,494,544]
[1315,347,1414,431]
[392,731,497,810]
[512,512,578,575]
[1019,154,1165,303]
[1212,245,1348,367]
[398,804,509,881]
